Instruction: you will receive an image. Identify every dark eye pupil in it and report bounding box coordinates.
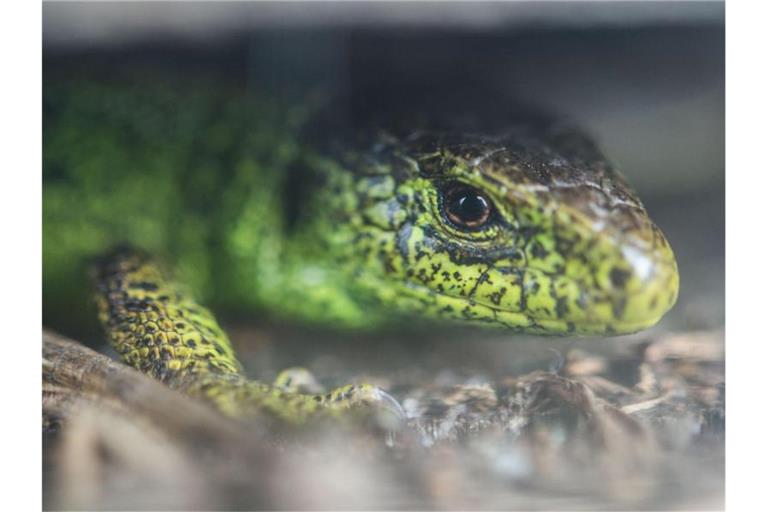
[444,185,493,229]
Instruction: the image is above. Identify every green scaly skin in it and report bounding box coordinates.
[44,75,679,421]
[94,249,400,423]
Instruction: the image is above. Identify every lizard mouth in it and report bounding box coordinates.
[410,284,674,336]
[398,237,678,336]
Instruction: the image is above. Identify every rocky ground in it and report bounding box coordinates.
[42,325,724,510]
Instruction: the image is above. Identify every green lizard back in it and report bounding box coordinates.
[43,73,307,336]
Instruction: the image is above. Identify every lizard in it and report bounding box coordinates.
[43,72,679,423]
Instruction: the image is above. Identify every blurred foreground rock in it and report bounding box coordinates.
[43,328,723,510]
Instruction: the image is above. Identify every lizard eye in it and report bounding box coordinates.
[440,183,495,230]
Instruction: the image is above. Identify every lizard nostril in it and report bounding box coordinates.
[609,267,631,289]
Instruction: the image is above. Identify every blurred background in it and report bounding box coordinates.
[43,2,724,510]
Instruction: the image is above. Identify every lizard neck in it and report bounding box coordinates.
[219,145,398,329]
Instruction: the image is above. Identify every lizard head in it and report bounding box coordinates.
[326,119,678,335]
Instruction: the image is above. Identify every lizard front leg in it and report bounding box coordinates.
[94,248,404,425]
